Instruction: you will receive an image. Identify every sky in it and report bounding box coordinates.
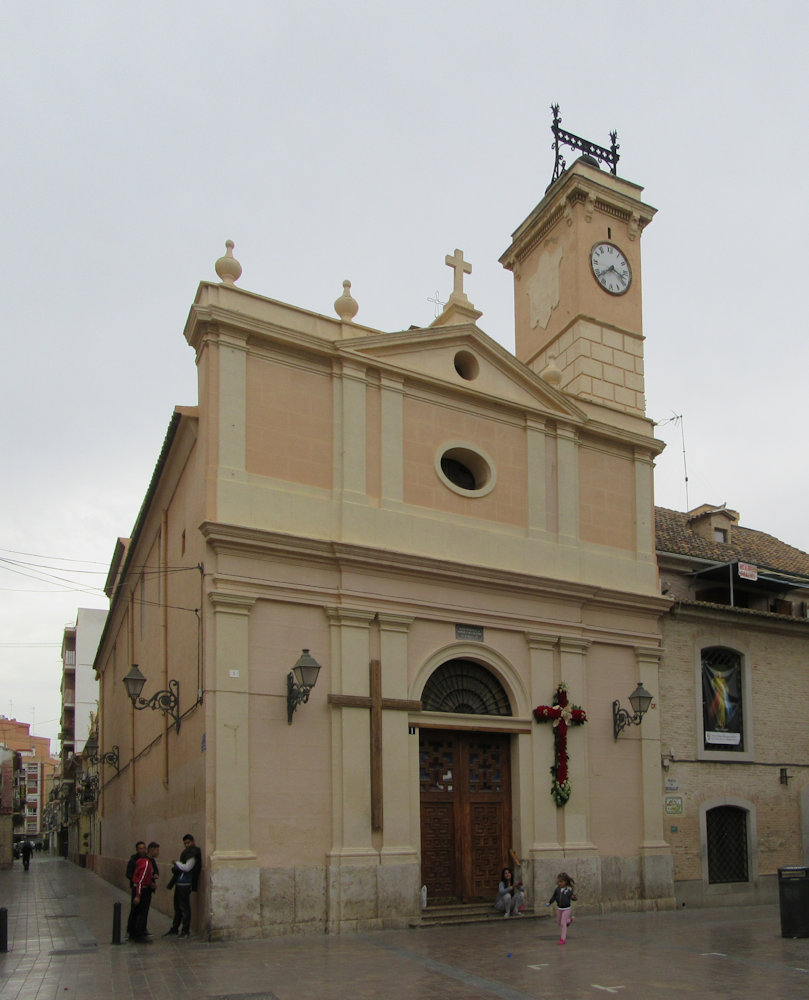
[3,1,809,747]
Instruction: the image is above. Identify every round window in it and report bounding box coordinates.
[453,350,479,381]
[435,444,496,497]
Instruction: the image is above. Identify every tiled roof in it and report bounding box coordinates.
[655,506,809,579]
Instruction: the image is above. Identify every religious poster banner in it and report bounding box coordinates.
[702,649,743,750]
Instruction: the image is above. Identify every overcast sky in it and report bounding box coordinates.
[3,2,808,747]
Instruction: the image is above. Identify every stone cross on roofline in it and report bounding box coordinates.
[430,247,482,328]
[445,248,472,302]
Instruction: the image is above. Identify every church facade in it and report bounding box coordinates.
[92,157,677,939]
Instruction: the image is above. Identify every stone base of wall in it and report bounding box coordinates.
[675,873,778,909]
[325,852,421,934]
[208,857,422,939]
[208,861,262,941]
[530,851,676,915]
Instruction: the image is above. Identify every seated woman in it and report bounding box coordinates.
[493,866,525,918]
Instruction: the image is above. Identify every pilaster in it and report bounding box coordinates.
[325,607,376,852]
[558,637,592,849]
[380,375,405,505]
[378,613,416,852]
[526,417,548,536]
[216,331,248,511]
[325,607,378,931]
[377,613,420,919]
[207,591,259,938]
[334,359,368,502]
[634,447,655,558]
[635,644,674,899]
[556,426,579,543]
[526,632,560,853]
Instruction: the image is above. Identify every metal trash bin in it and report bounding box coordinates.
[778,867,809,938]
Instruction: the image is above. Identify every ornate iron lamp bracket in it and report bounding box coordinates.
[135,679,181,733]
[286,649,322,724]
[100,746,121,774]
[612,682,654,739]
[613,700,644,739]
[87,744,121,774]
[550,104,620,186]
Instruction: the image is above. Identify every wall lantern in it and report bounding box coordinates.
[83,734,120,775]
[79,773,99,804]
[123,663,181,733]
[287,649,322,724]
[613,682,654,739]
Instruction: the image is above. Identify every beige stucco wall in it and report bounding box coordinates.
[402,395,528,526]
[246,354,333,489]
[94,412,208,929]
[578,436,636,549]
[195,509,672,935]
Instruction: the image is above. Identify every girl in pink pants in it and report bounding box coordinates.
[546,872,577,944]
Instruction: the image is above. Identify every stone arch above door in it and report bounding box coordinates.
[412,642,530,718]
[422,659,511,715]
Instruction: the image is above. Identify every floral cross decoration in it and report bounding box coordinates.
[534,683,587,807]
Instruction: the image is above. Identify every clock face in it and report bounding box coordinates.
[590,242,632,295]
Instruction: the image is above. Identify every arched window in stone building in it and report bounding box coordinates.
[706,805,749,883]
[421,659,511,715]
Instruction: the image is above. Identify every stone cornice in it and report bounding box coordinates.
[208,591,257,615]
[558,637,592,656]
[634,644,664,667]
[324,607,375,628]
[500,166,656,271]
[666,598,809,636]
[199,521,670,620]
[376,613,415,633]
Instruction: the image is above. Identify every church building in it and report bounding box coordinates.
[92,147,678,938]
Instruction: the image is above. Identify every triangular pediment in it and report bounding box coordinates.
[337,323,586,422]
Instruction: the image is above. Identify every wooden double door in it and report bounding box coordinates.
[419,729,511,904]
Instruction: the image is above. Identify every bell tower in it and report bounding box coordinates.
[500,112,656,416]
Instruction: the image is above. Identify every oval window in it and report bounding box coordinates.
[435,444,496,497]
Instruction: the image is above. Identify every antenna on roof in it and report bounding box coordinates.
[427,290,446,317]
[658,412,689,510]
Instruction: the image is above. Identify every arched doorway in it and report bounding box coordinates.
[419,659,513,904]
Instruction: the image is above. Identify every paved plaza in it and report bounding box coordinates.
[1,857,808,999]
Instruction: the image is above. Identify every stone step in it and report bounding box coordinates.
[412,903,547,928]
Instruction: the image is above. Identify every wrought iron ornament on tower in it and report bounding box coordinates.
[549,104,620,186]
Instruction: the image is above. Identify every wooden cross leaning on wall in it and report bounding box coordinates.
[328,660,422,831]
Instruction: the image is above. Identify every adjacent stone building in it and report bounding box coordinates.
[656,503,809,906]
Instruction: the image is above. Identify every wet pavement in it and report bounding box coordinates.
[1,856,808,999]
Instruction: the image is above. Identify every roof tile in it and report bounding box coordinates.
[655,506,809,578]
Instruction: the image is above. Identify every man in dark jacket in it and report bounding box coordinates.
[164,834,202,938]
